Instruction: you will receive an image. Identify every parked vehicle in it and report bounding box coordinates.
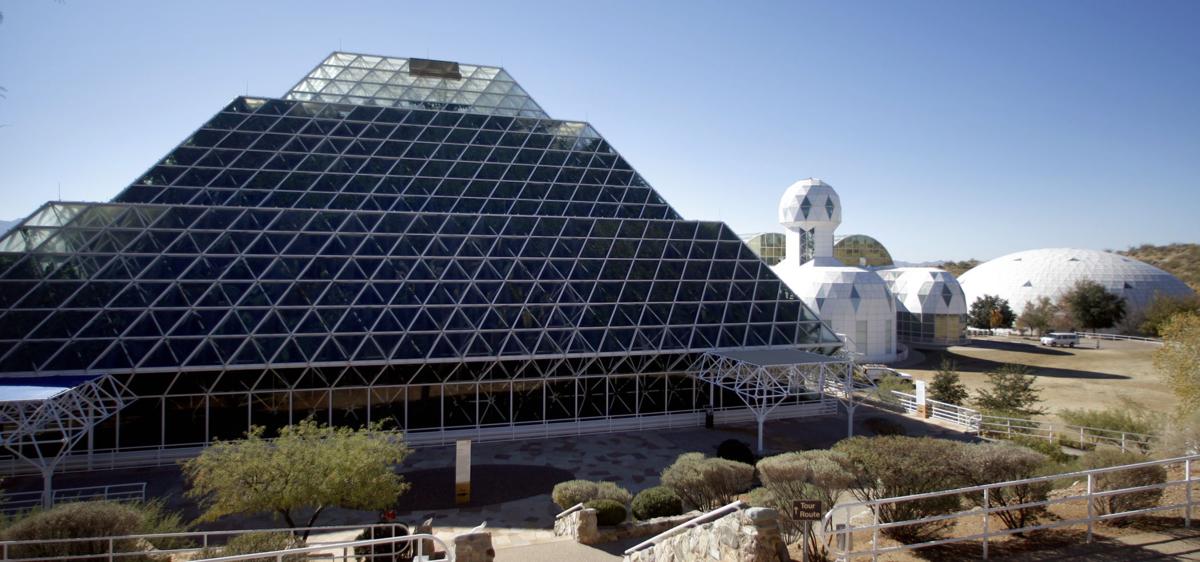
[1040,332,1079,347]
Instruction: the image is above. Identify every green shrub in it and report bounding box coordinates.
[1058,401,1160,453]
[550,480,631,510]
[875,375,915,405]
[195,532,305,561]
[0,500,189,561]
[834,436,967,543]
[585,499,627,526]
[1003,434,1073,465]
[660,452,754,511]
[1079,449,1167,522]
[863,417,907,436]
[631,486,683,521]
[955,443,1051,531]
[716,439,757,466]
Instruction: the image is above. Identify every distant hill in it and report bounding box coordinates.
[1119,243,1200,293]
[0,220,15,235]
[937,259,981,278]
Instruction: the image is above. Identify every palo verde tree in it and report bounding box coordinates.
[1061,280,1126,345]
[1156,312,1200,416]
[182,419,411,540]
[968,295,1015,330]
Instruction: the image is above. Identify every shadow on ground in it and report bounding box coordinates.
[916,346,1130,381]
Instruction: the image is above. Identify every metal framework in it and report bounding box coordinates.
[0,375,136,506]
[692,349,854,451]
[0,52,846,485]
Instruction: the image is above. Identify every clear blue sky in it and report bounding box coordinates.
[1,1,1197,262]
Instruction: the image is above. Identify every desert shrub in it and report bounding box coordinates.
[974,364,1045,416]
[716,439,757,466]
[756,450,857,558]
[195,532,305,561]
[955,443,1051,531]
[747,487,799,542]
[550,480,631,510]
[863,417,906,436]
[833,436,968,543]
[875,375,915,405]
[1058,401,1160,453]
[660,452,754,511]
[1,500,189,561]
[585,499,627,526]
[1003,434,1073,465]
[631,486,683,520]
[1078,449,1167,521]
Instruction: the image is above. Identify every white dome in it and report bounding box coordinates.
[878,267,968,315]
[779,178,841,229]
[958,248,1195,319]
[772,262,897,362]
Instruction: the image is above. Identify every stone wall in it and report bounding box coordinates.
[452,532,495,562]
[623,507,788,562]
[554,506,699,546]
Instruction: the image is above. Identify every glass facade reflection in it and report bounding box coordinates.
[740,233,786,266]
[833,234,893,268]
[0,54,842,451]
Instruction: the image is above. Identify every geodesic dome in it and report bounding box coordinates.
[878,267,968,315]
[834,234,894,268]
[958,248,1195,320]
[772,262,897,362]
[778,178,841,228]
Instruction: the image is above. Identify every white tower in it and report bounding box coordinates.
[771,179,898,362]
[779,178,841,266]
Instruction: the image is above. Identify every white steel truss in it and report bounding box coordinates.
[0,375,137,507]
[692,349,854,452]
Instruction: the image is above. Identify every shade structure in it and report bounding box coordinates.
[0,53,843,474]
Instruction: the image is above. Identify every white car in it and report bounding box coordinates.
[1040,332,1079,348]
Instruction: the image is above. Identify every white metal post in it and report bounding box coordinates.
[982,487,989,559]
[1086,473,1094,543]
[1187,458,1193,529]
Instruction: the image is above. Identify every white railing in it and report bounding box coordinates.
[0,403,843,477]
[824,454,1197,560]
[1075,332,1163,344]
[0,522,416,561]
[555,502,586,520]
[186,533,451,562]
[624,500,747,555]
[0,482,147,516]
[888,390,1156,453]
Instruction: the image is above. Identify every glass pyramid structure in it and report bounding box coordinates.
[0,53,840,449]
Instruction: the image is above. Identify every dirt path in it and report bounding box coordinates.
[900,337,1173,416]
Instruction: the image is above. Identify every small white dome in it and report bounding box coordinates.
[772,261,897,362]
[878,267,968,315]
[779,178,841,229]
[958,248,1195,319]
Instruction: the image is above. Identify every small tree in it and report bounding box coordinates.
[1139,294,1200,337]
[755,450,858,558]
[182,420,410,539]
[974,364,1045,416]
[660,453,753,511]
[1016,297,1057,336]
[1156,312,1200,414]
[968,295,1015,330]
[1061,280,1126,346]
[929,358,968,405]
[833,436,967,543]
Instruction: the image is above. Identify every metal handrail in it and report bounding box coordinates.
[624,500,746,555]
[554,502,586,520]
[0,482,147,516]
[823,454,1196,560]
[139,533,448,562]
[0,522,408,560]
